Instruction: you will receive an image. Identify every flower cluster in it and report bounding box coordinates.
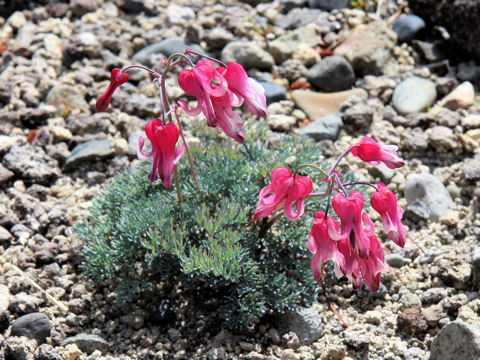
[178,60,267,143]
[254,136,408,291]
[95,51,267,189]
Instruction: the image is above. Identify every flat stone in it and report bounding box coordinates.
[405,172,452,221]
[259,81,287,104]
[307,0,349,10]
[45,84,89,116]
[275,307,323,345]
[10,312,52,344]
[267,114,297,131]
[392,77,437,114]
[334,20,397,76]
[62,333,109,355]
[438,81,475,110]
[385,253,405,268]
[64,138,115,170]
[133,37,203,65]
[430,321,480,360]
[300,114,343,141]
[291,88,367,119]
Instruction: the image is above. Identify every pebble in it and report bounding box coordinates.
[307,55,355,92]
[438,81,475,110]
[4,336,37,360]
[45,84,89,116]
[307,0,349,10]
[430,321,480,360]
[334,20,396,76]
[392,77,437,114]
[405,172,453,221]
[397,307,428,335]
[267,114,297,132]
[385,253,405,268]
[392,15,426,42]
[64,138,124,170]
[291,88,367,119]
[0,285,10,311]
[10,312,52,344]
[300,114,343,141]
[221,41,274,70]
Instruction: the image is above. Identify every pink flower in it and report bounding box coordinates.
[210,93,245,143]
[254,167,313,220]
[137,119,185,188]
[177,59,228,127]
[218,62,267,117]
[371,183,408,247]
[350,136,405,169]
[308,210,345,280]
[96,68,129,111]
[332,191,376,259]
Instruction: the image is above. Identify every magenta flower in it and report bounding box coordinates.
[96,68,129,111]
[137,119,185,188]
[210,93,245,143]
[177,59,227,127]
[332,191,376,259]
[350,136,405,169]
[308,210,345,281]
[254,167,313,220]
[218,62,267,117]
[371,182,408,247]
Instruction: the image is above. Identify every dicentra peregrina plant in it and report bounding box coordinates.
[94,46,411,325]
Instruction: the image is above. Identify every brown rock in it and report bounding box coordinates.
[291,88,367,119]
[397,307,428,335]
[438,81,475,110]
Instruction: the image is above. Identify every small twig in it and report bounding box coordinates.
[407,235,426,255]
[3,263,69,313]
[318,273,349,328]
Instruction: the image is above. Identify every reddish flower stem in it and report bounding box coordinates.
[318,272,349,328]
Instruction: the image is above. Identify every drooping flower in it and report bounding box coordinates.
[137,119,185,188]
[254,167,313,220]
[371,182,408,247]
[96,68,129,111]
[332,191,376,259]
[210,92,245,143]
[177,59,228,127]
[350,136,405,169]
[308,210,345,280]
[218,62,268,117]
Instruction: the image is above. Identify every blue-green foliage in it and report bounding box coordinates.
[77,123,354,327]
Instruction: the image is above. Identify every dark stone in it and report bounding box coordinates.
[307,55,355,92]
[411,40,444,63]
[307,0,349,10]
[148,299,176,326]
[10,312,52,344]
[430,321,480,360]
[115,0,157,15]
[280,0,308,13]
[258,81,287,105]
[132,37,204,65]
[472,247,480,288]
[64,139,115,170]
[275,307,323,345]
[300,114,343,141]
[393,15,426,42]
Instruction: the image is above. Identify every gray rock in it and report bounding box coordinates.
[280,0,308,12]
[45,84,89,116]
[430,321,480,360]
[62,333,109,354]
[411,40,444,63]
[65,139,115,170]
[307,0,349,9]
[307,55,355,92]
[0,164,14,185]
[341,102,374,129]
[404,346,426,360]
[456,61,480,83]
[221,41,274,70]
[275,307,323,345]
[267,114,297,132]
[128,130,147,157]
[35,344,62,360]
[258,81,287,105]
[421,287,448,305]
[116,0,157,15]
[393,15,426,42]
[334,20,396,76]
[10,312,52,344]
[3,146,60,185]
[405,173,452,221]
[343,330,370,350]
[273,59,307,82]
[275,8,324,29]
[392,77,437,115]
[4,336,37,360]
[300,114,343,141]
[202,27,234,51]
[269,24,318,64]
[385,254,405,268]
